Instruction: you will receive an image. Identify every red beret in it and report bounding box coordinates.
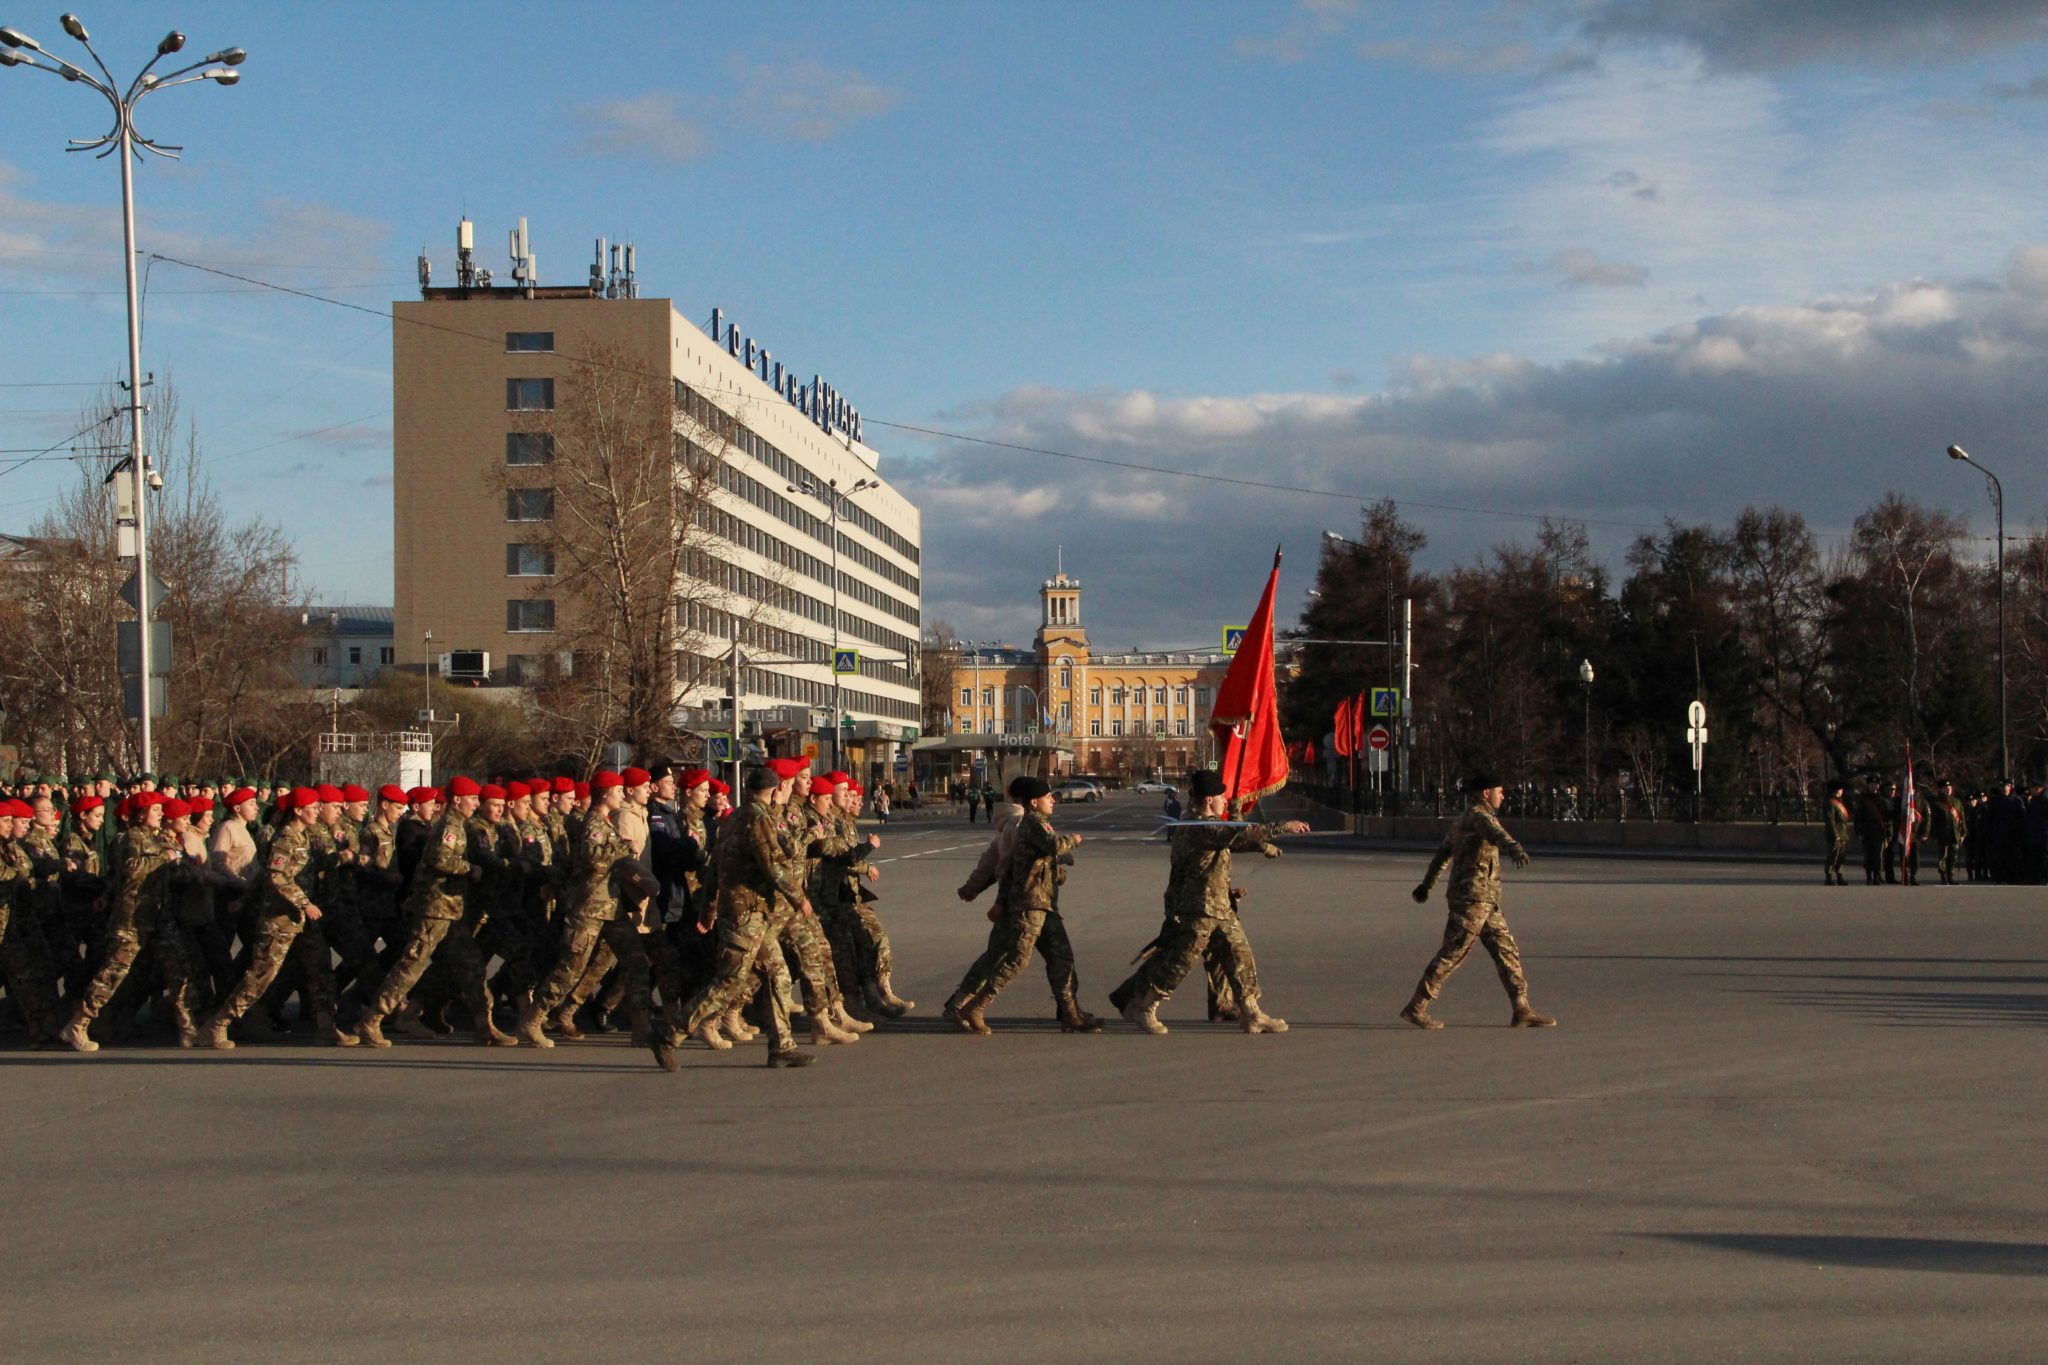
[622,766,651,787]
[527,777,549,791]
[289,787,323,810]
[709,778,730,795]
[505,780,530,799]
[312,784,342,803]
[406,786,432,805]
[446,776,481,798]
[573,780,590,799]
[341,784,370,803]
[591,771,624,791]
[477,783,506,801]
[225,787,256,806]
[133,791,164,809]
[847,779,864,794]
[187,794,214,812]
[378,784,407,804]
[116,796,134,820]
[161,798,191,820]
[71,795,103,815]
[767,758,805,781]
[679,768,711,789]
[552,776,576,794]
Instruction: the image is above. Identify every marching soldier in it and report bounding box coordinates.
[945,776,1083,1035]
[1824,781,1850,886]
[1928,779,1969,886]
[1401,773,1556,1030]
[63,793,198,1051]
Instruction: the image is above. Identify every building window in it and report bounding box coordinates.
[1154,719,1168,736]
[1176,686,1189,704]
[960,687,972,706]
[506,432,555,466]
[348,646,363,665]
[312,647,328,666]
[1111,720,1123,737]
[506,331,555,353]
[1090,687,1102,705]
[984,718,995,735]
[1196,687,1210,708]
[1153,686,1167,705]
[1175,718,1188,736]
[1059,702,1070,724]
[506,378,555,410]
[1090,719,1101,737]
[1111,686,1125,705]
[506,543,556,576]
[1060,667,1072,687]
[960,717,972,733]
[380,647,395,665]
[507,599,556,633]
[982,687,993,707]
[506,489,555,521]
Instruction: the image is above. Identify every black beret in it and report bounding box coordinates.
[1013,776,1050,802]
[1189,770,1226,800]
[1464,772,1503,793]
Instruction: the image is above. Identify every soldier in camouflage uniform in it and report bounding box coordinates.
[62,793,197,1051]
[515,771,672,1067]
[1113,769,1310,1035]
[771,764,863,1043]
[1402,773,1556,1029]
[1,800,66,1043]
[1824,781,1851,886]
[199,788,355,1048]
[55,795,110,999]
[834,777,914,1018]
[353,777,515,1049]
[803,774,889,1036]
[1928,779,1969,886]
[948,776,1083,1035]
[676,765,811,1067]
[353,786,411,981]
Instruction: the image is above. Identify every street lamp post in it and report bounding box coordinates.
[1,17,244,773]
[1578,659,1595,817]
[788,475,877,775]
[1946,446,2008,785]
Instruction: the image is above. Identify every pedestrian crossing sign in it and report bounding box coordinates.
[1222,626,1248,655]
[708,736,733,761]
[1370,687,1401,717]
[833,648,861,675]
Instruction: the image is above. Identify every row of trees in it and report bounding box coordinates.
[1288,496,2031,807]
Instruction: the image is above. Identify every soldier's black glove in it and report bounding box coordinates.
[1411,884,1431,904]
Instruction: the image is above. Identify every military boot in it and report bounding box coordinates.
[811,1011,861,1045]
[831,1001,875,1034]
[550,1005,586,1040]
[197,1012,236,1050]
[873,973,915,1015]
[356,1013,392,1048]
[767,1047,814,1068]
[58,1007,99,1053]
[1239,999,1289,1034]
[1106,980,1134,1015]
[694,1018,733,1051]
[955,992,994,1036]
[315,1010,358,1047]
[721,1007,758,1041]
[387,1002,434,1040]
[942,990,971,1027]
[650,1032,681,1072]
[513,1000,554,1049]
[1510,998,1558,1028]
[1120,985,1169,1035]
[1399,994,1444,1029]
[1056,995,1104,1033]
[478,1020,520,1047]
[171,1004,200,1050]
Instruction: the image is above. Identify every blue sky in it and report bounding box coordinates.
[6,1,2048,650]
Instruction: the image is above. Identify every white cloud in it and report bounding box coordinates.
[568,93,712,163]
[733,61,904,142]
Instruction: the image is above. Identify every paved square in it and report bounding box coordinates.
[5,797,2044,1360]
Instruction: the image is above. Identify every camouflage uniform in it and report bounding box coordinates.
[971,809,1079,1006]
[354,813,407,970]
[1116,819,1278,1009]
[953,801,1083,1007]
[476,815,544,1004]
[775,803,844,1018]
[0,836,65,1038]
[533,808,657,1028]
[1929,793,1969,885]
[808,808,875,1002]
[54,827,108,997]
[74,828,195,1036]
[680,796,799,1053]
[362,808,494,1031]
[211,819,331,1027]
[1409,802,1531,1009]
[1824,796,1851,885]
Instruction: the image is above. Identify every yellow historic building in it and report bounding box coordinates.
[943,572,1237,781]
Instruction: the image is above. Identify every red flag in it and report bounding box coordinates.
[1332,695,1359,757]
[1211,547,1290,806]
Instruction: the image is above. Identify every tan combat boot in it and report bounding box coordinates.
[866,976,913,1018]
[941,990,970,1027]
[170,1003,200,1050]
[767,1046,814,1068]
[58,1007,99,1054]
[831,1001,874,1034]
[811,1011,861,1045]
[1510,999,1558,1028]
[1120,985,1169,1035]
[1399,994,1444,1029]
[315,1010,359,1047]
[694,1018,733,1051]
[955,992,994,1036]
[1239,999,1289,1034]
[388,1002,435,1040]
[197,1012,236,1050]
[478,1019,520,1047]
[721,1007,758,1042]
[550,1005,586,1041]
[1056,995,1104,1033]
[356,1013,392,1049]
[513,1000,554,1049]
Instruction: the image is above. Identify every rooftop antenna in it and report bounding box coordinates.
[623,243,637,299]
[508,217,536,297]
[456,217,476,291]
[416,249,431,297]
[591,236,606,296]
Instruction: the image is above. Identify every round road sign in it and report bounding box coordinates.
[1367,725,1392,751]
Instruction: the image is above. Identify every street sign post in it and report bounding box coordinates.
[832,648,860,675]
[1366,724,1392,751]
[1370,687,1401,718]
[1685,699,1708,820]
[1222,626,1247,655]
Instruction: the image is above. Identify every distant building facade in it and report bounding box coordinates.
[294,606,396,689]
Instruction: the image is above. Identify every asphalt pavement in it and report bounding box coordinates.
[5,793,2045,1361]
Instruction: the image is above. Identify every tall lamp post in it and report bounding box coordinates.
[1946,445,2008,784]
[1,16,245,773]
[1578,659,1595,816]
[788,475,877,774]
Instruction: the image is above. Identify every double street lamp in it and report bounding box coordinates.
[787,475,877,773]
[2,15,245,772]
[1946,445,2008,785]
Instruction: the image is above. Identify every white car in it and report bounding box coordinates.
[1134,780,1178,795]
[1052,781,1103,802]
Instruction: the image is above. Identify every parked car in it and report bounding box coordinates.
[1134,780,1178,795]
[1052,781,1103,803]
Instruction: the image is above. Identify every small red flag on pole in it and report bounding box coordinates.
[1211,547,1290,807]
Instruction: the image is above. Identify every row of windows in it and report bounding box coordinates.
[675,651,920,723]
[958,684,1209,708]
[680,547,920,661]
[696,472,921,634]
[309,645,395,668]
[676,598,914,691]
[675,382,920,566]
[955,717,1188,737]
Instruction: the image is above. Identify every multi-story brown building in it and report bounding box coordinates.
[392,221,923,772]
[941,570,1237,782]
